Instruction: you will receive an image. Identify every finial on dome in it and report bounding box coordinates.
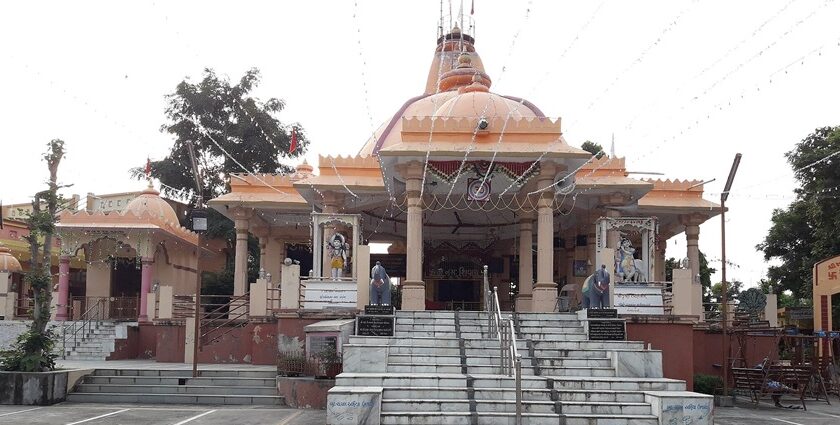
[451,24,461,34]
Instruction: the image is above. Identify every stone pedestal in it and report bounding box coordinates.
[355,245,371,309]
[401,281,426,311]
[280,264,301,310]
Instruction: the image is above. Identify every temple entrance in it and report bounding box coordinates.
[109,258,140,319]
[434,279,481,311]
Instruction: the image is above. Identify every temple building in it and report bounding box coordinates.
[207,26,721,315]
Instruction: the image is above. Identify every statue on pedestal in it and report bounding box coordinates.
[369,261,391,305]
[328,233,350,279]
[615,237,645,282]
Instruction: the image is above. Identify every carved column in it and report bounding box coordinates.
[56,255,70,321]
[233,208,253,296]
[564,231,579,307]
[138,257,154,322]
[515,214,534,312]
[681,214,706,319]
[532,162,558,312]
[655,241,667,282]
[401,161,426,310]
[322,191,346,214]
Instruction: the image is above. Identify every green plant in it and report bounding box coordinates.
[0,328,58,372]
[693,374,723,395]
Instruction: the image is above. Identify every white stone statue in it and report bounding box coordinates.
[615,237,645,282]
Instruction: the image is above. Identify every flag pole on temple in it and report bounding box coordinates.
[289,127,298,154]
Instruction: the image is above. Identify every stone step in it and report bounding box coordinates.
[66,392,284,405]
[558,401,651,415]
[387,363,537,375]
[515,313,579,321]
[534,357,611,367]
[63,355,107,361]
[381,387,650,403]
[549,376,686,392]
[75,384,277,396]
[517,320,582,328]
[382,399,556,414]
[537,367,616,377]
[84,375,277,387]
[530,340,646,350]
[379,411,558,425]
[91,368,277,378]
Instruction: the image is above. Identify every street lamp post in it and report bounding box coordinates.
[190,207,207,378]
[185,139,207,378]
[720,153,742,397]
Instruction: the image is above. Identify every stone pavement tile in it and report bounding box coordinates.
[0,405,326,425]
[714,403,840,425]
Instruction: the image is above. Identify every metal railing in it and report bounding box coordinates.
[482,265,522,424]
[199,291,250,346]
[61,298,105,359]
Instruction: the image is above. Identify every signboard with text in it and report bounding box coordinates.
[613,284,664,315]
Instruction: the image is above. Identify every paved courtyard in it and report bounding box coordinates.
[715,399,840,424]
[0,403,325,425]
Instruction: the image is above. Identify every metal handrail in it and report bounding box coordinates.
[61,298,105,359]
[482,265,522,424]
[199,292,250,345]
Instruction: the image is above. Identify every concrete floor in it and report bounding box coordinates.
[0,403,326,425]
[715,399,840,424]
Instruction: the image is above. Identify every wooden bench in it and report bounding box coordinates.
[732,366,830,410]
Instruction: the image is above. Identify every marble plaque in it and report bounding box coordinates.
[327,387,382,425]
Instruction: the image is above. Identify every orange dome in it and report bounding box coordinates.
[433,91,537,119]
[124,184,180,224]
[0,245,22,273]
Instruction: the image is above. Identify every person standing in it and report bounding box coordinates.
[590,264,610,308]
[369,261,391,305]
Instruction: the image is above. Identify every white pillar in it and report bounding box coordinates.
[232,208,252,297]
[401,162,425,310]
[515,216,534,312]
[532,162,558,312]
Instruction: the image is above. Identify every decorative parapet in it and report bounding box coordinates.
[229,173,296,190]
[577,156,627,177]
[642,179,706,197]
[317,155,381,175]
[400,116,562,135]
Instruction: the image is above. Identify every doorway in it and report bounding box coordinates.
[436,280,480,311]
[109,258,140,319]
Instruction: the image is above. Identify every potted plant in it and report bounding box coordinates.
[314,346,342,379]
[277,351,307,377]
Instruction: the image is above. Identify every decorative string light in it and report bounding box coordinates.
[623,0,799,131]
[576,0,699,120]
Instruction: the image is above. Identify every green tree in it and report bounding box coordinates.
[1,140,66,372]
[710,279,743,303]
[757,126,840,299]
[132,68,307,292]
[581,140,604,158]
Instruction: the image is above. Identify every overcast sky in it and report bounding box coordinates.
[2,0,839,289]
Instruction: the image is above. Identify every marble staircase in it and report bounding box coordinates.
[335,310,712,425]
[67,368,283,405]
[59,321,118,360]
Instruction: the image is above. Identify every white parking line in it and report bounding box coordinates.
[172,409,217,425]
[771,418,805,425]
[810,410,840,419]
[66,408,130,425]
[0,407,42,417]
[278,411,303,425]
